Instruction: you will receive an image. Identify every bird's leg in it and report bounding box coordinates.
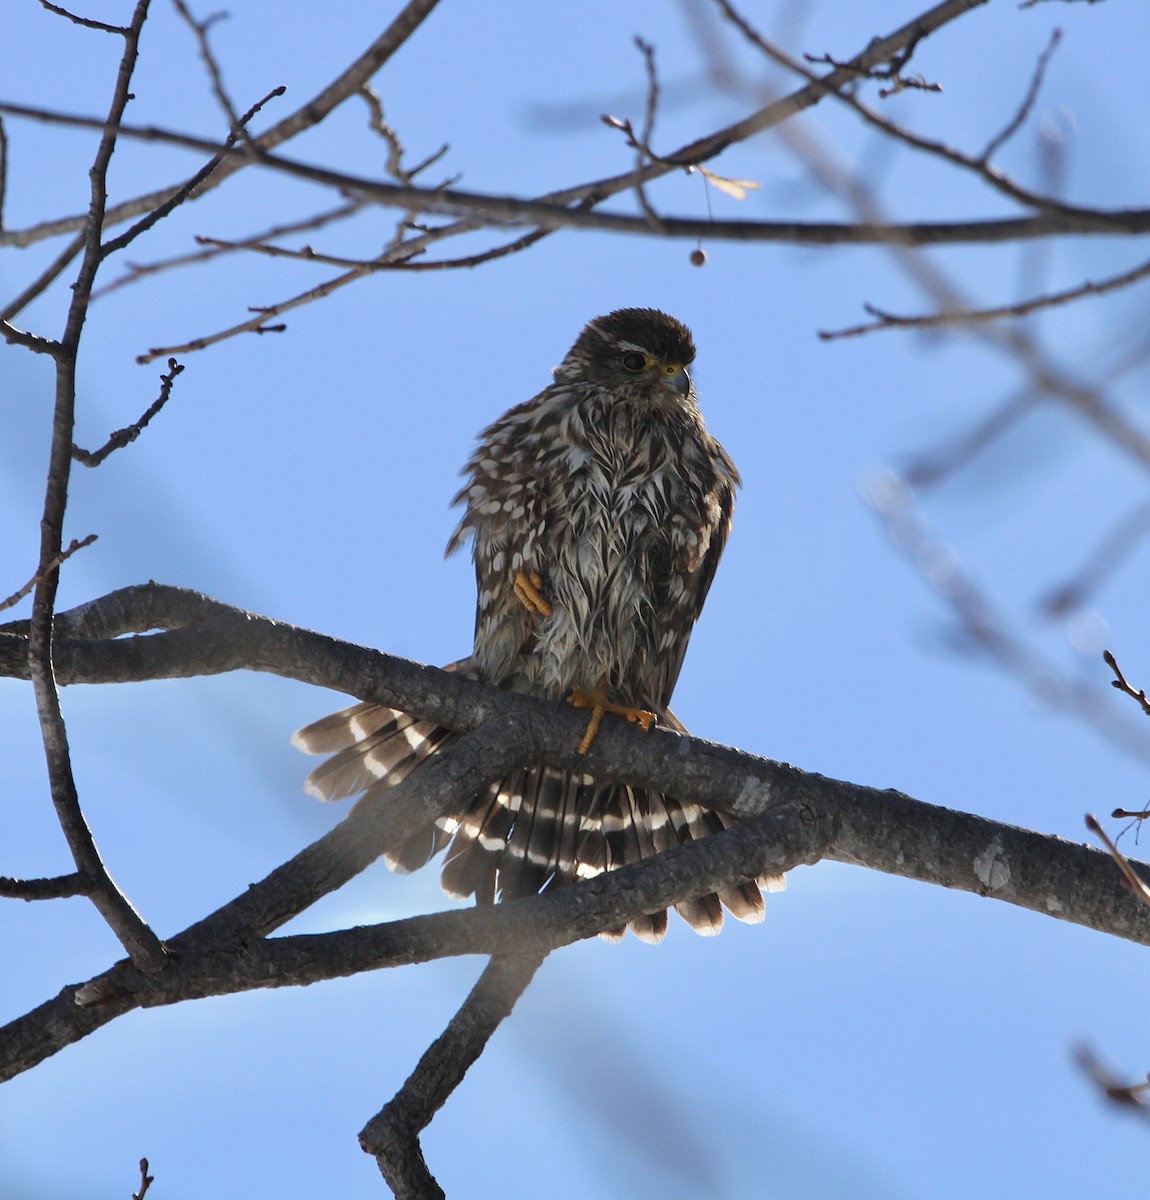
[568,677,658,754]
[513,570,552,618]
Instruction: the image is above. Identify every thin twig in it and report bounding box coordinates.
[0,115,8,230]
[802,42,942,97]
[1085,813,1150,908]
[0,535,98,615]
[629,37,665,231]
[194,234,422,271]
[1040,504,1150,618]
[903,390,1037,487]
[715,0,1111,228]
[39,0,128,34]
[819,252,1150,338]
[1103,651,1150,718]
[1,230,87,324]
[132,1158,154,1200]
[100,85,286,261]
[1074,1046,1150,1122]
[72,359,184,466]
[170,0,249,145]
[3,0,446,250]
[93,199,364,298]
[980,30,1062,162]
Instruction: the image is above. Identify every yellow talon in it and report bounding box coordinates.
[513,570,552,618]
[569,679,658,754]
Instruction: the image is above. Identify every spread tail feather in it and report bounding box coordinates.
[293,689,783,941]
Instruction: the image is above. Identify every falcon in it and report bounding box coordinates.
[294,308,782,941]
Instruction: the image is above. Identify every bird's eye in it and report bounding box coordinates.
[621,352,647,372]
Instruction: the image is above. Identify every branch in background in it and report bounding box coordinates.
[903,390,1038,488]
[819,253,1150,339]
[863,473,1150,765]
[1040,505,1150,619]
[92,199,366,298]
[1075,1045,1150,1126]
[170,0,248,144]
[2,0,446,251]
[979,28,1062,161]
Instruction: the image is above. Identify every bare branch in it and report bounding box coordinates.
[38,0,128,34]
[1040,503,1150,618]
[26,0,168,974]
[2,0,445,250]
[864,473,1150,765]
[0,871,91,900]
[0,317,60,356]
[1074,1046,1150,1124]
[716,1,1103,227]
[360,952,547,1200]
[0,676,1147,1084]
[3,80,284,323]
[0,535,98,615]
[100,85,287,262]
[0,231,87,324]
[0,115,7,230]
[170,0,248,143]
[14,99,1142,251]
[1086,813,1150,908]
[72,358,184,467]
[820,253,1150,338]
[980,29,1062,162]
[1104,651,1150,718]
[132,1158,155,1200]
[92,199,365,298]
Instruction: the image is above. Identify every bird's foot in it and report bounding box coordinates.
[568,679,658,754]
[513,570,552,618]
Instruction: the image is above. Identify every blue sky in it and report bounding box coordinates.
[4,2,1150,1197]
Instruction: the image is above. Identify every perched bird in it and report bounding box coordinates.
[294,308,782,941]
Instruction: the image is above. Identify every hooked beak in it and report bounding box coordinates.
[661,364,690,396]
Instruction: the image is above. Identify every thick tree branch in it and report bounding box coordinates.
[1,747,1146,1088]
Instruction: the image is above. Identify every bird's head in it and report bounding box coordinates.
[557,308,696,400]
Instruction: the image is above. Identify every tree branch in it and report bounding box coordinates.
[25,0,168,974]
[1,732,1146,1086]
[360,952,547,1200]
